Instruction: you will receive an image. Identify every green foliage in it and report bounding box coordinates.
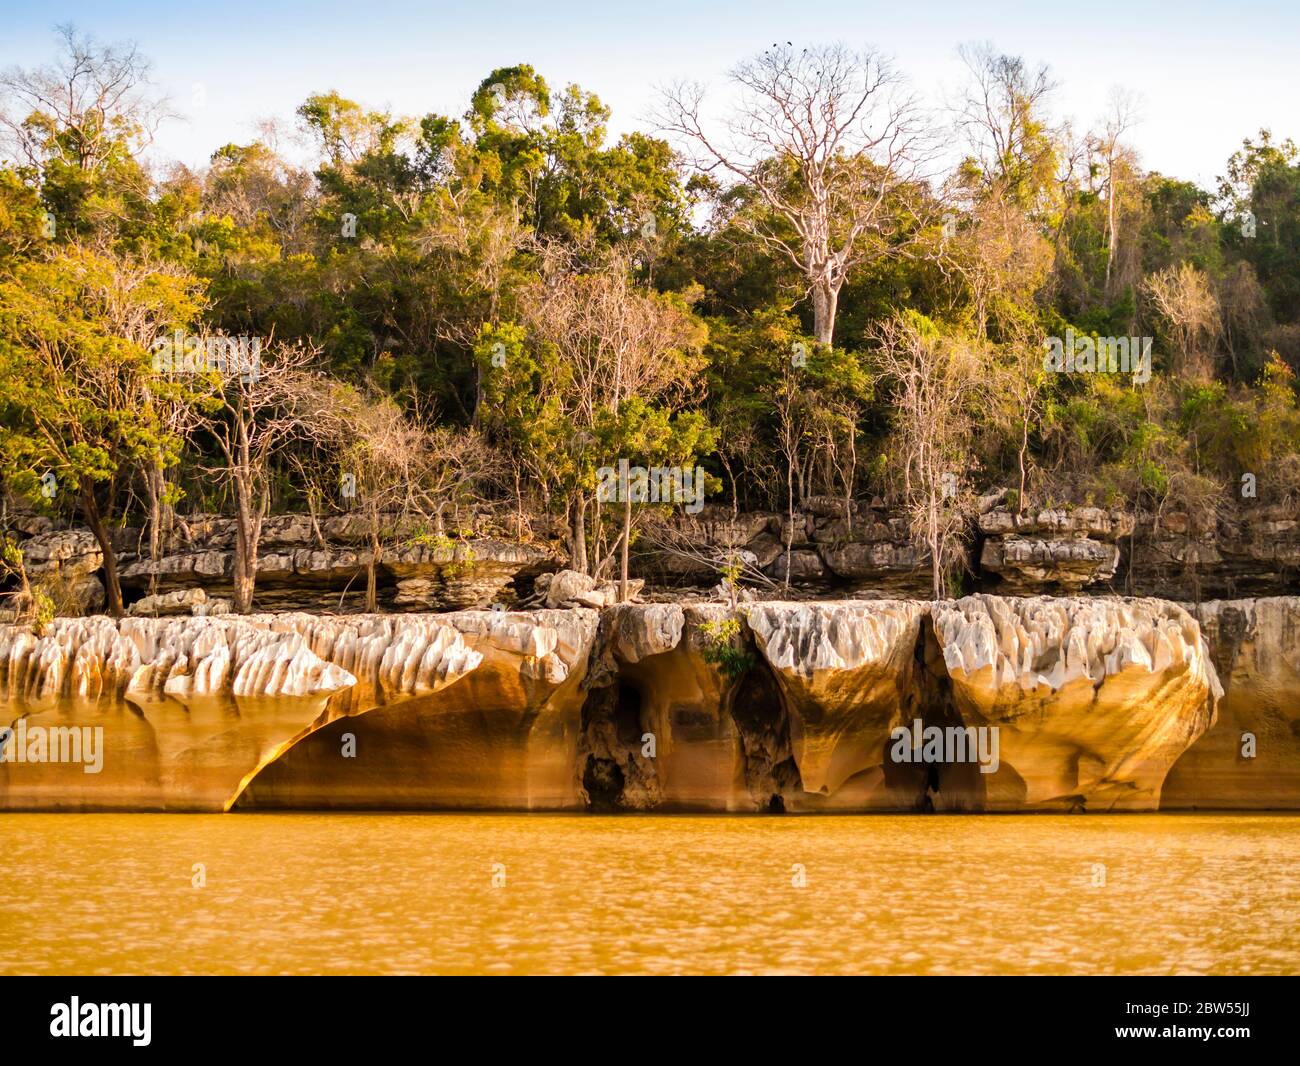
[1,26,1299,588]
[699,617,755,681]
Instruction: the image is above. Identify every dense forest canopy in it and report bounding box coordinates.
[2,26,1299,611]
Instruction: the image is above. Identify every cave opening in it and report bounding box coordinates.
[578,677,653,812]
[730,661,801,812]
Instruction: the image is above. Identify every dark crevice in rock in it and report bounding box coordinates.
[880,615,989,811]
[577,677,659,811]
[729,660,802,811]
[581,755,624,811]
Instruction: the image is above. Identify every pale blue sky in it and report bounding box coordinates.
[1,0,1296,190]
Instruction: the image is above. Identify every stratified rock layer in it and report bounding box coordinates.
[0,595,1257,812]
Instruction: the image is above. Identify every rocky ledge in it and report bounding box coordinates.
[4,593,1283,814]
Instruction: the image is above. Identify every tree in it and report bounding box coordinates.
[1091,88,1141,301]
[0,245,199,616]
[481,243,709,594]
[872,313,985,597]
[186,338,328,613]
[0,24,168,175]
[0,25,169,243]
[659,42,930,346]
[991,339,1052,509]
[951,43,1059,211]
[313,385,502,611]
[1143,263,1221,380]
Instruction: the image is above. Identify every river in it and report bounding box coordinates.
[2,813,1297,975]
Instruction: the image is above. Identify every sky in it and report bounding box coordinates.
[0,0,1296,190]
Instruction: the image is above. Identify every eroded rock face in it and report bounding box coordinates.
[979,507,1133,593]
[932,595,1220,810]
[744,601,928,809]
[1124,504,1300,600]
[580,604,751,811]
[127,588,210,616]
[0,596,1244,812]
[1163,598,1300,809]
[0,615,364,810]
[0,608,602,812]
[237,609,598,810]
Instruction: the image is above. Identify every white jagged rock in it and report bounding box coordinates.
[238,608,600,811]
[930,595,1221,810]
[0,596,1238,813]
[0,613,491,811]
[744,600,928,802]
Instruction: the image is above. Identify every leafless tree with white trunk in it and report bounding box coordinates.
[657,42,933,347]
[189,339,329,613]
[1092,88,1141,301]
[872,315,986,598]
[0,24,170,174]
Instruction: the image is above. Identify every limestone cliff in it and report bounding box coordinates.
[579,603,751,811]
[1163,597,1300,809]
[931,595,1221,811]
[238,609,598,810]
[0,610,595,811]
[0,594,1258,812]
[743,601,929,809]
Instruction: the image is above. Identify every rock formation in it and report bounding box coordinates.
[0,593,1256,812]
[932,595,1221,810]
[978,505,1134,593]
[0,512,566,615]
[744,601,928,809]
[237,609,598,810]
[1162,597,1300,809]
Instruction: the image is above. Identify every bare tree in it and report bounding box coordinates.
[872,316,985,597]
[636,521,778,606]
[1091,88,1141,300]
[951,43,1059,206]
[658,42,931,346]
[0,24,169,174]
[189,339,327,613]
[1143,264,1222,381]
[770,363,806,587]
[992,339,1051,510]
[517,242,706,594]
[938,192,1053,339]
[314,387,503,611]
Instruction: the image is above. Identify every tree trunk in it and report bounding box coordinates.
[366,518,381,613]
[80,484,124,618]
[619,491,631,602]
[811,278,839,347]
[232,536,255,614]
[572,495,588,575]
[144,461,170,599]
[1018,421,1030,512]
[231,483,262,615]
[784,456,795,588]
